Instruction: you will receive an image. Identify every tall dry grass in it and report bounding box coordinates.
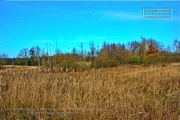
[0,65,179,119]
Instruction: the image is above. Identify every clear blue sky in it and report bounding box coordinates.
[0,1,180,58]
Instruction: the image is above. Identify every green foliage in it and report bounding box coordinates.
[14,58,27,66]
[29,58,38,66]
[130,55,142,64]
[5,58,15,65]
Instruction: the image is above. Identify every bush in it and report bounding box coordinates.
[130,55,142,64]
[109,60,118,67]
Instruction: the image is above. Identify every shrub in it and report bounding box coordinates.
[130,55,142,64]
[109,60,118,67]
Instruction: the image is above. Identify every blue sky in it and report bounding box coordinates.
[0,1,180,58]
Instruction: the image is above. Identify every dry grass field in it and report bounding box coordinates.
[0,65,40,70]
[0,64,179,119]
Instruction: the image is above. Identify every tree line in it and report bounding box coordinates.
[0,37,180,69]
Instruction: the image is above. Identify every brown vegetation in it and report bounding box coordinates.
[0,64,179,119]
[146,42,158,55]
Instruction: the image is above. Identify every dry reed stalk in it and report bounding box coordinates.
[0,65,179,119]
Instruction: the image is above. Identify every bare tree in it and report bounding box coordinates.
[34,46,41,66]
[130,40,140,54]
[29,47,35,59]
[72,47,77,56]
[173,39,180,53]
[18,48,29,66]
[89,41,96,68]
[139,37,147,60]
[0,53,8,66]
[80,42,84,61]
[166,45,171,53]
[42,48,45,68]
